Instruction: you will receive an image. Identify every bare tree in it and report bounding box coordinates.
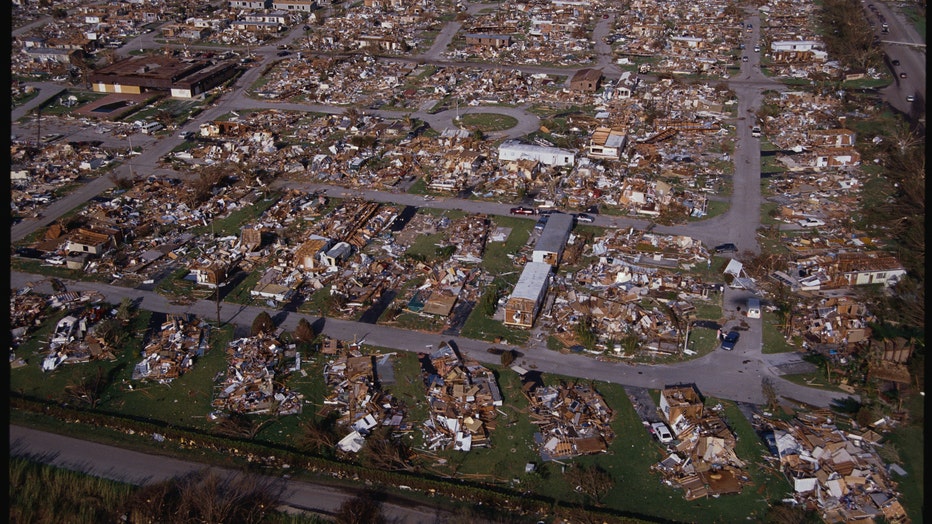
[120,468,282,524]
[334,490,386,524]
[563,463,613,503]
[360,426,415,472]
[64,367,108,408]
[762,377,779,412]
[298,412,340,455]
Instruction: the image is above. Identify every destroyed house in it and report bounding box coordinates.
[526,380,615,461]
[807,129,856,148]
[229,0,272,8]
[811,147,860,168]
[64,227,117,255]
[831,252,906,288]
[419,344,500,451]
[660,385,704,436]
[293,235,332,270]
[504,262,552,329]
[532,212,574,266]
[465,34,513,48]
[587,127,627,160]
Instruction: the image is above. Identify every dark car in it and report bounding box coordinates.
[891,59,900,66]
[510,206,536,215]
[721,331,740,351]
[714,243,737,254]
[277,50,290,57]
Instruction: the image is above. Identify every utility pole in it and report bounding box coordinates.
[34,106,41,146]
[682,320,691,353]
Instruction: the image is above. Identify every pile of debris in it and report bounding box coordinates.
[321,342,408,453]
[132,314,210,383]
[211,333,302,416]
[752,410,911,523]
[518,369,616,460]
[418,342,503,451]
[10,289,48,350]
[651,385,751,500]
[41,305,117,372]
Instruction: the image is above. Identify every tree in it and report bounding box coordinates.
[154,109,175,129]
[563,463,613,503]
[297,412,340,456]
[293,317,316,344]
[479,284,499,317]
[761,377,779,412]
[94,318,129,347]
[64,367,108,408]
[251,311,274,336]
[211,412,274,440]
[120,468,282,524]
[360,426,414,472]
[334,490,386,524]
[500,349,517,367]
[116,297,135,325]
[574,315,597,350]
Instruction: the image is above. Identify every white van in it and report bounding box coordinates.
[747,297,761,319]
[139,121,164,135]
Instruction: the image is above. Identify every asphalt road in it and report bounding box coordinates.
[10,270,850,408]
[9,425,453,523]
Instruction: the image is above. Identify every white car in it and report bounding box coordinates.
[46,256,65,265]
[651,422,674,443]
[798,217,826,227]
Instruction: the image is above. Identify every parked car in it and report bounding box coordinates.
[899,72,907,79]
[906,95,915,102]
[742,56,749,62]
[714,243,737,254]
[651,422,674,443]
[721,331,740,351]
[798,217,826,227]
[753,45,760,52]
[510,206,536,215]
[891,59,900,66]
[46,256,65,266]
[575,213,595,223]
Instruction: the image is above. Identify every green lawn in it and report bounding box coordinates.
[761,312,797,354]
[456,113,519,133]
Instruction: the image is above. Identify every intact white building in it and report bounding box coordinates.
[498,141,575,167]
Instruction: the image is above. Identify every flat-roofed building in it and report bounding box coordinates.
[498,140,575,167]
[532,213,574,266]
[503,262,552,329]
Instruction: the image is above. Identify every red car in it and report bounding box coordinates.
[510,206,536,215]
